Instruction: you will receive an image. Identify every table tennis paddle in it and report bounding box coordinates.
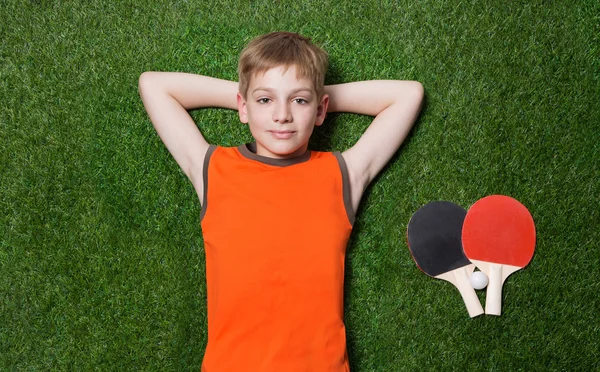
[462,195,536,315]
[407,201,484,318]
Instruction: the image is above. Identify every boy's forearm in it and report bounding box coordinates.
[139,72,239,110]
[325,80,423,116]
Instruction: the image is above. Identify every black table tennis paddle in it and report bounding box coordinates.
[407,201,484,318]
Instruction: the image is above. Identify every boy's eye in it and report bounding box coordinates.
[257,98,271,104]
[294,98,308,104]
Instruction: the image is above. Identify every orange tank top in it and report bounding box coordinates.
[200,143,354,372]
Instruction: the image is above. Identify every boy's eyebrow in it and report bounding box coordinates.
[252,87,314,95]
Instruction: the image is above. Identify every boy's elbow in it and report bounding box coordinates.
[406,81,424,111]
[138,71,156,95]
[416,82,424,107]
[411,81,424,102]
[393,80,424,106]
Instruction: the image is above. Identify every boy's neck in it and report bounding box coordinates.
[239,143,312,166]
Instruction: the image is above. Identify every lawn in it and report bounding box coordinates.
[1,0,598,370]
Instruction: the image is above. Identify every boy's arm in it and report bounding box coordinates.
[325,80,424,211]
[138,72,238,200]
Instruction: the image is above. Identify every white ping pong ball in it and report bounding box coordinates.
[470,271,488,290]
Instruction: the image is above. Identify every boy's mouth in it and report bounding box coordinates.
[269,130,295,139]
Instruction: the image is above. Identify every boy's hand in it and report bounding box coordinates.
[138,72,238,202]
[326,81,424,211]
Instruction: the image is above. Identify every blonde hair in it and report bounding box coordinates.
[238,32,328,99]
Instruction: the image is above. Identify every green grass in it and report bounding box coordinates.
[1,0,598,370]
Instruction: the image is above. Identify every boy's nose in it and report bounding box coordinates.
[273,103,292,123]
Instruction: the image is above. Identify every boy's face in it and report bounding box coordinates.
[237,65,329,159]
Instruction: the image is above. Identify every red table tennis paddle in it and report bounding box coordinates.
[462,195,536,315]
[407,201,484,318]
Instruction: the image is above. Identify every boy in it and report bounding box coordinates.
[139,32,423,371]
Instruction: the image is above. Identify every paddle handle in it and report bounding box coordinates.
[437,265,484,318]
[485,264,503,315]
[453,268,484,318]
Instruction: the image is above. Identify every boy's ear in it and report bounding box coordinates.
[237,92,249,124]
[315,94,330,127]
